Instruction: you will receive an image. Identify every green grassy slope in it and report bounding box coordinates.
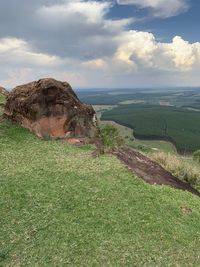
[0,119,200,267]
[102,104,200,153]
[0,94,5,102]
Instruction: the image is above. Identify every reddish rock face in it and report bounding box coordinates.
[4,78,100,142]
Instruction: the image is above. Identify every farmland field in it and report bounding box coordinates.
[99,119,177,154]
[102,104,200,153]
[78,87,200,108]
[78,88,200,153]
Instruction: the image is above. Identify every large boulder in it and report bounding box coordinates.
[4,78,101,142]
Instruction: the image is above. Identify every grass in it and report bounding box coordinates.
[0,118,200,266]
[130,139,177,154]
[150,151,200,190]
[102,104,200,153]
[0,94,5,102]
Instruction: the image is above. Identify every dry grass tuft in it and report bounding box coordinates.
[151,152,200,189]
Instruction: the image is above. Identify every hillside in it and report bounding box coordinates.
[0,93,200,266]
[102,104,200,153]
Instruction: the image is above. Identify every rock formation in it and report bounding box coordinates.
[4,78,101,143]
[113,146,200,197]
[0,86,9,96]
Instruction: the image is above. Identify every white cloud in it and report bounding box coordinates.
[34,0,132,59]
[116,0,189,18]
[0,0,200,89]
[115,31,157,68]
[82,58,108,69]
[0,37,65,87]
[114,32,200,72]
[38,1,111,23]
[161,36,197,71]
[0,38,62,67]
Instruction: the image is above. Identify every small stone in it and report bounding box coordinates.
[67,138,82,144]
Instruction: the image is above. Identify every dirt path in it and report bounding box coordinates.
[112,146,200,197]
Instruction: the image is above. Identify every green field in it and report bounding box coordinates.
[102,104,200,153]
[99,120,177,154]
[1,116,200,265]
[78,88,200,108]
[94,105,177,154]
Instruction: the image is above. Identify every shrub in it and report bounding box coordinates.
[193,150,200,163]
[101,124,124,148]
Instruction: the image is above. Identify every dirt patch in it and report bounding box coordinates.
[112,146,200,197]
[181,207,193,214]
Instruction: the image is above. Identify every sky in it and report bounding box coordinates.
[0,0,200,89]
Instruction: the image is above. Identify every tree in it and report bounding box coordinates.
[101,124,124,148]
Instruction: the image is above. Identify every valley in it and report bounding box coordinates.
[78,88,200,153]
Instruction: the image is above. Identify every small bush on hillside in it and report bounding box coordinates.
[151,152,200,188]
[193,150,200,163]
[101,124,124,148]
